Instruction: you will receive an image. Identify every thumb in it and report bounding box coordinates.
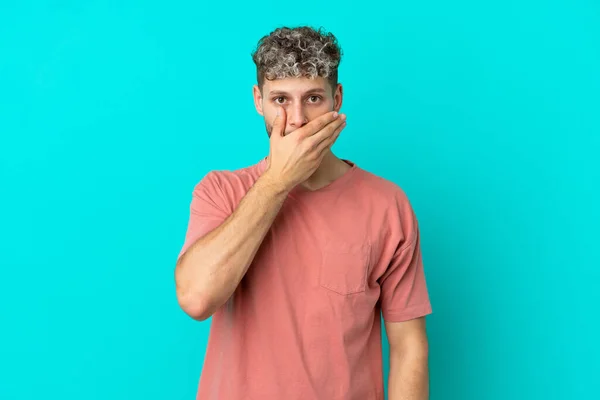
[271,107,286,139]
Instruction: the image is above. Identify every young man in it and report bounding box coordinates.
[175,26,432,400]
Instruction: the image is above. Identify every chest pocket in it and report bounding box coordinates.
[319,239,371,295]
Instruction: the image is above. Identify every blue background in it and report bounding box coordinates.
[1,1,598,399]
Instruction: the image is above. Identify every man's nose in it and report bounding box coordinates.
[287,105,308,128]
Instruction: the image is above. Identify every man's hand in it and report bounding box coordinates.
[263,107,347,192]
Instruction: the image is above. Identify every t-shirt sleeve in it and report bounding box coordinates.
[380,214,432,322]
[177,172,230,262]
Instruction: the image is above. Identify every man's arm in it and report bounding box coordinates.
[385,317,430,400]
[174,107,345,321]
[175,174,288,320]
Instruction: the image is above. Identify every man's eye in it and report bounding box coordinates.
[274,97,285,104]
[309,95,322,103]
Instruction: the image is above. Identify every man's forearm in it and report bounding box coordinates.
[388,350,429,400]
[175,173,288,320]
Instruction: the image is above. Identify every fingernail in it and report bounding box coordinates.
[333,112,338,118]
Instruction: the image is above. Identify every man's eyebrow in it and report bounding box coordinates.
[268,88,327,96]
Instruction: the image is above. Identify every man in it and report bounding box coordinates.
[175,26,432,400]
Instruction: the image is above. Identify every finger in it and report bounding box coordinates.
[271,107,287,139]
[294,111,340,139]
[315,120,346,155]
[310,114,346,147]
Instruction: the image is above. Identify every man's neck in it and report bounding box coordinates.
[299,150,351,191]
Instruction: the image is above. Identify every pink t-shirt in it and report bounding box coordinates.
[177,157,432,400]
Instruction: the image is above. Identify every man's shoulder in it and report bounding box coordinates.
[354,166,420,234]
[193,160,264,196]
[355,166,412,205]
[200,164,255,183]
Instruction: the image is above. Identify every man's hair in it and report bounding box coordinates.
[251,26,343,93]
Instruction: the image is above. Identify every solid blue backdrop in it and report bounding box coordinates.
[1,1,598,399]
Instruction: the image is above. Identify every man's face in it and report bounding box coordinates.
[253,76,343,137]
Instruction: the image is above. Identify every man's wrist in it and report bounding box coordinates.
[257,171,291,198]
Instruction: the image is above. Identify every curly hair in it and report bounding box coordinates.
[251,26,343,93]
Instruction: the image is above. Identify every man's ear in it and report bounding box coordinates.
[253,84,264,116]
[333,83,343,112]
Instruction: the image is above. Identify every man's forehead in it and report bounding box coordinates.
[264,77,329,95]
